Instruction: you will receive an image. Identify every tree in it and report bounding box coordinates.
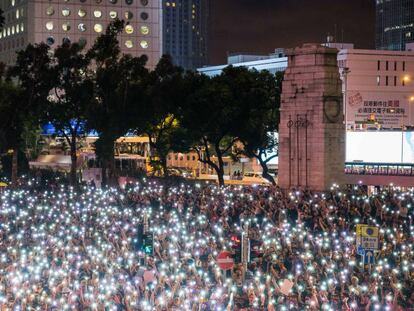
[86,20,148,185]
[233,70,283,185]
[182,67,248,186]
[45,41,94,185]
[0,76,24,181]
[5,43,53,185]
[136,55,190,176]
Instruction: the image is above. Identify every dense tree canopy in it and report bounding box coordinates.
[0,19,283,187]
[135,55,191,176]
[5,43,53,185]
[46,41,94,185]
[86,20,148,185]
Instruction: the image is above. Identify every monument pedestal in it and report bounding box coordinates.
[278,44,345,191]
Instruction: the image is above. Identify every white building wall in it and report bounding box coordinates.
[338,49,414,129]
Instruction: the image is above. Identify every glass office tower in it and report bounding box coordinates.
[162,0,208,70]
[376,0,414,50]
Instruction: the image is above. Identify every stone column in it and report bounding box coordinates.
[278,43,345,191]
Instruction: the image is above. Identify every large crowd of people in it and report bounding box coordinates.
[0,177,413,310]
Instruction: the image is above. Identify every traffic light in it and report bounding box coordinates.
[250,239,262,260]
[142,232,154,255]
[133,225,153,255]
[230,234,242,264]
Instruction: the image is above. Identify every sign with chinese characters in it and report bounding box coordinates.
[347,92,408,127]
[356,224,379,250]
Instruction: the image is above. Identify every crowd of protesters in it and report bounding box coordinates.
[0,177,413,310]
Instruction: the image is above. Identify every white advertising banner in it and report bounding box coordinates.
[346,131,414,163]
[348,91,408,127]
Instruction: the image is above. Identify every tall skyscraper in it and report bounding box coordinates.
[376,0,414,51]
[0,0,162,67]
[162,0,208,70]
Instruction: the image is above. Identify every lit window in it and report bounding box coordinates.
[78,23,86,32]
[20,23,24,32]
[46,6,54,16]
[125,11,133,19]
[94,24,103,33]
[62,8,70,17]
[140,40,148,49]
[141,12,149,20]
[78,38,87,48]
[125,40,133,48]
[46,21,54,31]
[16,9,19,19]
[125,25,134,34]
[78,9,86,18]
[46,37,55,46]
[11,0,15,6]
[16,24,19,33]
[140,25,149,35]
[11,26,15,35]
[62,23,71,32]
[94,10,102,18]
[109,11,117,19]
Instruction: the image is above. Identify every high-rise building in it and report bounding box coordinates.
[0,0,162,67]
[162,0,208,70]
[376,0,414,51]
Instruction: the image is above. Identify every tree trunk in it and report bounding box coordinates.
[215,145,225,187]
[101,158,107,187]
[160,154,168,177]
[70,141,77,186]
[11,146,18,187]
[96,136,116,187]
[107,156,116,185]
[258,156,276,185]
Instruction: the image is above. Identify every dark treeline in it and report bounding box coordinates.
[0,20,283,187]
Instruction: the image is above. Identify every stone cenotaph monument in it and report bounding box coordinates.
[278,43,345,191]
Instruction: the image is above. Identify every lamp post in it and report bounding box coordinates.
[342,67,351,128]
[410,96,414,127]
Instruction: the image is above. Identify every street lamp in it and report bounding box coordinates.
[342,67,351,128]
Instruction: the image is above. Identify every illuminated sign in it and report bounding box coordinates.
[347,92,409,127]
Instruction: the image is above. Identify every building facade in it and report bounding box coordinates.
[376,0,414,51]
[338,48,414,130]
[0,0,162,67]
[198,53,288,77]
[162,0,208,70]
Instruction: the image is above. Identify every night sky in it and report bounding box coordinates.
[209,0,375,65]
